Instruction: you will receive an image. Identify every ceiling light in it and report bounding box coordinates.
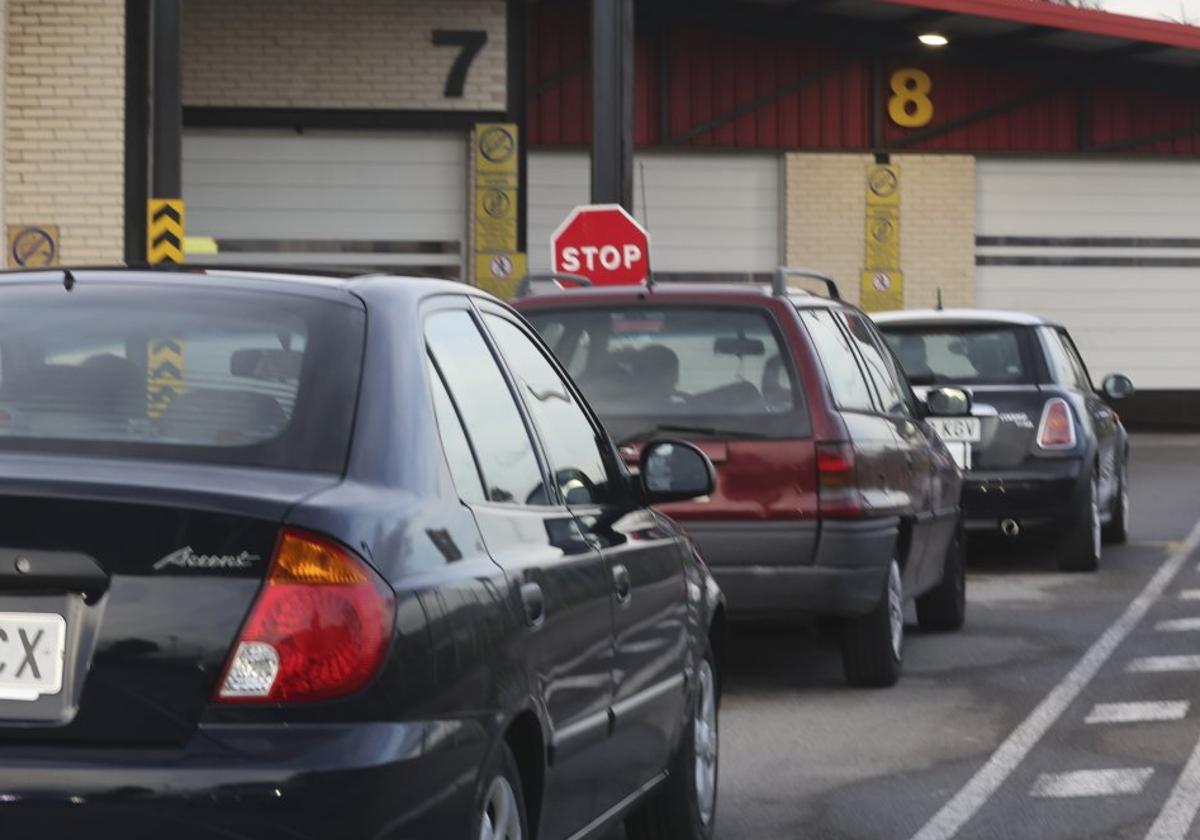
[918,33,949,47]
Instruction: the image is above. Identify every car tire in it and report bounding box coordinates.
[841,558,904,688]
[1103,456,1130,545]
[474,743,528,840]
[625,648,719,840]
[916,522,967,632]
[1059,471,1101,573]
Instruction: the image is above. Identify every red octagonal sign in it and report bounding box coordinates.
[551,204,651,287]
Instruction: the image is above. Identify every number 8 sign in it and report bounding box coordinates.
[888,68,934,129]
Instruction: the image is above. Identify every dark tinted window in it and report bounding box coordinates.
[525,306,806,441]
[427,358,487,504]
[0,283,363,472]
[486,314,611,506]
[881,325,1033,386]
[798,309,875,412]
[425,310,546,506]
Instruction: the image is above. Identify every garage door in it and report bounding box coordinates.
[529,151,781,279]
[977,160,1200,391]
[183,129,467,277]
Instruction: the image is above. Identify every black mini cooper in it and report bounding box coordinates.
[875,309,1133,572]
[0,269,723,840]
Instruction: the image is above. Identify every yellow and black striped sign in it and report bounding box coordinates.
[147,337,185,418]
[147,199,185,265]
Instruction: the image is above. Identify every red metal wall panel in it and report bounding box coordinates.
[526,4,1200,156]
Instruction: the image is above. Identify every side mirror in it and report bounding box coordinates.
[925,386,971,418]
[640,440,716,504]
[1101,373,1135,401]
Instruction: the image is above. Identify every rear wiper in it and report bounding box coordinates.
[618,424,767,446]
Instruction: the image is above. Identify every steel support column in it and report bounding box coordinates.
[149,0,182,200]
[591,0,634,210]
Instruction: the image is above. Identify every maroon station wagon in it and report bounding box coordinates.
[516,275,968,687]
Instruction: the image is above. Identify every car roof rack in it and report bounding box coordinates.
[773,267,841,301]
[514,272,593,298]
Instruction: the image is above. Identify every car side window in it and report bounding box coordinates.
[843,312,913,418]
[426,357,487,504]
[1057,329,1094,392]
[797,309,876,413]
[484,313,613,507]
[425,310,546,506]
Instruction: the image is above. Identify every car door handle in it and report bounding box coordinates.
[613,564,632,606]
[520,582,545,628]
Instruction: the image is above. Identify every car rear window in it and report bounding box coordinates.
[879,324,1035,386]
[524,305,809,440]
[0,282,365,472]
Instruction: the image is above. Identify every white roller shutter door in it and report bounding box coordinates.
[977,160,1200,390]
[183,129,467,277]
[529,151,781,278]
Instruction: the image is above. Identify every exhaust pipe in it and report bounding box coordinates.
[1000,519,1021,538]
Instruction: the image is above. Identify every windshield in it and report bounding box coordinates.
[525,306,810,441]
[0,282,365,472]
[879,324,1034,386]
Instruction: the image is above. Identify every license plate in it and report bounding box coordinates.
[928,417,982,443]
[0,612,66,702]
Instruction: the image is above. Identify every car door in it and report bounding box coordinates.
[1051,327,1120,504]
[423,302,615,840]
[478,304,691,809]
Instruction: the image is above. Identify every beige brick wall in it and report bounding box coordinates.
[894,154,976,310]
[785,152,977,309]
[6,0,125,265]
[182,0,508,111]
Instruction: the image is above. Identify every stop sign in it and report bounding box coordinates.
[551,204,651,287]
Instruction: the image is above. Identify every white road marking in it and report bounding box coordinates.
[1085,702,1190,725]
[909,517,1200,840]
[1030,768,1155,799]
[1179,590,1200,601]
[1128,656,1200,674]
[1146,731,1200,839]
[1156,618,1200,633]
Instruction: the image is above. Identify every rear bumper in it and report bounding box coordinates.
[962,458,1087,534]
[0,720,487,839]
[684,518,897,619]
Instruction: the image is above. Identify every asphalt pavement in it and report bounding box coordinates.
[704,434,1200,840]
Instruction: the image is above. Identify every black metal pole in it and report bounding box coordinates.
[149,0,182,199]
[591,0,634,210]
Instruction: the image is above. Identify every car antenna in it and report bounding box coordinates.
[936,287,944,311]
[640,161,655,290]
[62,269,75,292]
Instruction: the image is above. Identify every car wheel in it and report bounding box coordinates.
[916,522,967,632]
[1102,457,1130,545]
[625,649,719,840]
[841,558,904,688]
[1059,472,1101,573]
[475,744,528,840]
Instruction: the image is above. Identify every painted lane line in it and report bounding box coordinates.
[1128,656,1200,673]
[1156,618,1200,633]
[909,516,1200,840]
[1030,768,1155,799]
[1085,702,1190,725]
[1146,727,1200,839]
[1179,590,1200,601]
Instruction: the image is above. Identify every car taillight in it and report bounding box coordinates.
[216,529,395,704]
[1037,398,1077,450]
[817,442,863,517]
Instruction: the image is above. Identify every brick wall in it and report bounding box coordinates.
[6,0,125,265]
[785,152,977,309]
[182,0,508,111]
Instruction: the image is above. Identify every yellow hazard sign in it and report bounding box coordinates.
[475,252,527,300]
[7,225,59,267]
[147,336,185,418]
[148,199,185,265]
[861,270,904,313]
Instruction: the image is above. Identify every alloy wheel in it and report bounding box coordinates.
[479,775,522,840]
[694,658,719,827]
[888,560,904,661]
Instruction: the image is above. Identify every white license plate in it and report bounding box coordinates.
[0,612,66,702]
[928,417,982,443]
